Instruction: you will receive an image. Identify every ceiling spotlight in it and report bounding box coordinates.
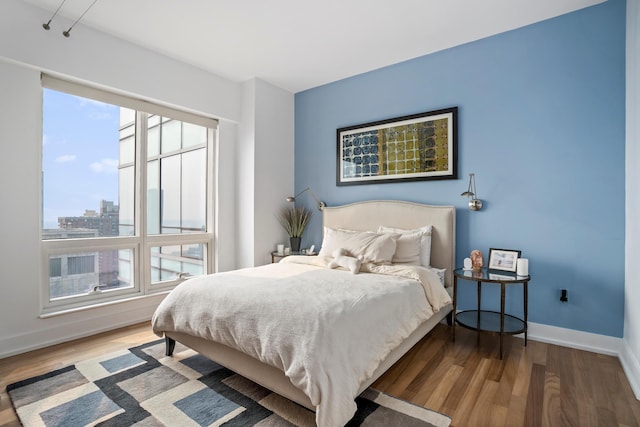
[61,0,99,38]
[42,0,67,31]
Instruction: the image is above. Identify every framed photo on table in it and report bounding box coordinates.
[488,248,521,272]
[336,107,458,186]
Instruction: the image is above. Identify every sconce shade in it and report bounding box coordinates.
[469,198,483,211]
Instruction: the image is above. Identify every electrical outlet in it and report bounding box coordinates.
[560,289,568,303]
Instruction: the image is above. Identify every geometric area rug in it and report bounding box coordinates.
[7,339,451,427]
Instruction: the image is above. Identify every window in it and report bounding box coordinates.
[68,255,96,275]
[41,75,216,313]
[49,258,62,278]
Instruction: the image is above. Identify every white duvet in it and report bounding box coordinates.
[151,256,451,427]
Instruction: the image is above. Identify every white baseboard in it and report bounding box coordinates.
[620,341,640,400]
[525,321,623,356]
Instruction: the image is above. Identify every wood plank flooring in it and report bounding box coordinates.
[1,322,639,426]
[373,324,640,427]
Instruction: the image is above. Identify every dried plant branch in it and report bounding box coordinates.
[278,205,312,238]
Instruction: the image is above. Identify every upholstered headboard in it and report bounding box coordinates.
[322,200,456,287]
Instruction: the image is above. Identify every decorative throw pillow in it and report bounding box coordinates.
[378,225,433,267]
[426,266,446,286]
[319,228,399,264]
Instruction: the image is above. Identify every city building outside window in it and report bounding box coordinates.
[41,75,216,313]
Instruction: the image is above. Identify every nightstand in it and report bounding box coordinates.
[452,267,530,359]
[271,251,316,263]
[271,251,301,263]
[271,251,287,263]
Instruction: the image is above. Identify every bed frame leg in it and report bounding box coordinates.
[446,312,453,326]
[165,336,176,356]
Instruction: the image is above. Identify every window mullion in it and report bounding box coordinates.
[208,127,216,273]
[136,112,149,293]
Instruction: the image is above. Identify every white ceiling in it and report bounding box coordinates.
[23,0,604,93]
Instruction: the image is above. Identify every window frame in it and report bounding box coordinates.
[40,75,217,315]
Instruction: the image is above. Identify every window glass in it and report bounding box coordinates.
[68,255,95,275]
[120,108,136,127]
[160,155,181,234]
[119,165,135,236]
[50,258,62,278]
[161,119,181,153]
[147,160,160,235]
[119,135,135,165]
[42,89,130,239]
[183,122,206,148]
[147,123,160,157]
[48,249,133,300]
[182,149,206,232]
[151,244,204,284]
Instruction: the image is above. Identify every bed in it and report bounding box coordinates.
[152,200,455,426]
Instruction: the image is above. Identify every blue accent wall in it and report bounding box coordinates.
[294,0,626,337]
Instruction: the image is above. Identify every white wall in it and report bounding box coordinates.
[216,120,238,273]
[253,79,295,265]
[624,0,640,399]
[236,80,257,268]
[0,0,293,357]
[236,79,295,268]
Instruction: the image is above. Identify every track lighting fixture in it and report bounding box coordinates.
[42,0,67,30]
[42,0,99,38]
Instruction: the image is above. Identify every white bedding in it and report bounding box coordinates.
[152,255,451,427]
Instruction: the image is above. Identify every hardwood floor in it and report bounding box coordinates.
[1,322,639,426]
[373,324,640,427]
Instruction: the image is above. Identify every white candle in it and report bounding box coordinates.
[516,258,529,276]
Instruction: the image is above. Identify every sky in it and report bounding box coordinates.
[42,89,120,229]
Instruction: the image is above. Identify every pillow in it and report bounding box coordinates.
[378,225,433,267]
[426,266,446,286]
[319,228,399,264]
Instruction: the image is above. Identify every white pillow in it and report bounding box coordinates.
[319,228,399,264]
[426,266,446,286]
[378,225,432,267]
[376,227,422,264]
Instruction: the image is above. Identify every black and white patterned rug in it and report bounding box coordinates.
[7,339,450,426]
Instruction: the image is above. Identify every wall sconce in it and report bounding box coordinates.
[286,187,326,211]
[461,173,483,211]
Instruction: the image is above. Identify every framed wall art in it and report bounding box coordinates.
[336,107,458,186]
[488,248,522,273]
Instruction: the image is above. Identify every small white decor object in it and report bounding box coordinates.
[463,257,472,270]
[516,258,529,276]
[277,244,284,255]
[328,248,362,274]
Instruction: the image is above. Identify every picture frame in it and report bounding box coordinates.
[488,248,522,272]
[336,107,458,186]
